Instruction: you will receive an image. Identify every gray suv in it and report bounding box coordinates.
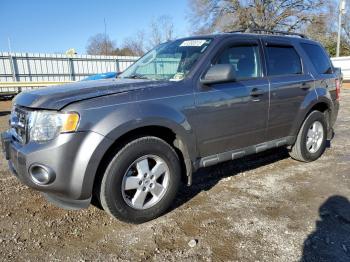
[1,30,340,223]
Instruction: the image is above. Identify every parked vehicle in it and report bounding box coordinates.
[0,91,18,100]
[81,72,118,81]
[1,30,340,223]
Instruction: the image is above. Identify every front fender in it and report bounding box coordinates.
[75,101,197,199]
[89,102,196,156]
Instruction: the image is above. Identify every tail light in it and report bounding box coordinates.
[335,79,340,100]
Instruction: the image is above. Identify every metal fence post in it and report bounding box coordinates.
[116,59,120,73]
[68,57,75,81]
[26,53,32,82]
[154,60,157,75]
[9,53,18,81]
[9,53,21,92]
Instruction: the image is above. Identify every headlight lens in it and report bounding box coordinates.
[28,111,80,142]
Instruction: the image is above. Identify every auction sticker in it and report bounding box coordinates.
[180,40,207,47]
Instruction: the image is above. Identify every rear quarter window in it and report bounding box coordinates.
[300,43,333,74]
[266,45,302,76]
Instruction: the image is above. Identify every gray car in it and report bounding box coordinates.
[1,30,340,223]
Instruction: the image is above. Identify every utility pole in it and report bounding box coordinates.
[104,18,107,56]
[336,0,346,57]
[7,37,12,53]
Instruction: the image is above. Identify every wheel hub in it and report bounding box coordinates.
[121,155,170,210]
[306,121,324,153]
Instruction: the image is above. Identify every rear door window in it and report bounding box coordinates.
[300,43,333,74]
[266,45,302,76]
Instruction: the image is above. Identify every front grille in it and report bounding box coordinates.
[10,106,28,144]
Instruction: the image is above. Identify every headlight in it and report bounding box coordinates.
[28,111,80,142]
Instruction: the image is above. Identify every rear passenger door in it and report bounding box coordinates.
[263,40,315,141]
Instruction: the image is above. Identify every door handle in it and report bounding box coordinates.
[250,88,264,97]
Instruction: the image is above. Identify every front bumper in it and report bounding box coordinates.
[1,130,109,209]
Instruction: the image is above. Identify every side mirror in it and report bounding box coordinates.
[200,64,236,85]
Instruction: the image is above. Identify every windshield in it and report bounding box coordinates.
[119,38,212,81]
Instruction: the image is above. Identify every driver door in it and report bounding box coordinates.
[193,39,269,157]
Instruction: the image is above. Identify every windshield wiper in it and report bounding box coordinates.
[124,73,149,79]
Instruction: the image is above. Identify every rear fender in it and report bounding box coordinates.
[289,88,334,143]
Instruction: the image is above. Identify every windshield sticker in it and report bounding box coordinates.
[169,72,185,81]
[180,40,207,47]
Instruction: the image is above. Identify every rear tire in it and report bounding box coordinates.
[289,111,327,162]
[99,136,181,223]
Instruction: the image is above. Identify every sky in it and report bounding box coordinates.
[0,0,190,54]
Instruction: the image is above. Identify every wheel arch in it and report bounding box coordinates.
[91,124,194,204]
[291,100,332,144]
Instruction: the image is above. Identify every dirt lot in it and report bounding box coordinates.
[0,89,349,262]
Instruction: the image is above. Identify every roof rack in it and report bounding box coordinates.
[228,29,308,39]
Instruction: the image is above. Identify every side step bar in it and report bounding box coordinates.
[198,136,294,168]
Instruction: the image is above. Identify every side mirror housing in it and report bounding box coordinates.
[200,64,236,85]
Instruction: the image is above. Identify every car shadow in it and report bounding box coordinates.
[301,195,350,262]
[0,111,10,116]
[171,147,290,211]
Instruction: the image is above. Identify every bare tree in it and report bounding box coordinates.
[336,0,350,56]
[149,16,174,48]
[86,33,117,55]
[303,2,334,43]
[121,16,174,54]
[188,0,325,33]
[162,16,175,41]
[304,1,350,56]
[342,0,350,42]
[86,16,175,56]
[122,31,146,56]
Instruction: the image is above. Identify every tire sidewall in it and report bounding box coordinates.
[299,111,327,161]
[101,137,181,223]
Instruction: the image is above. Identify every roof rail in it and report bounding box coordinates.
[228,29,308,39]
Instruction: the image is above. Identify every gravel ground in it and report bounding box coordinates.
[0,89,349,261]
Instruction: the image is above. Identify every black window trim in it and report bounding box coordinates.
[263,41,305,77]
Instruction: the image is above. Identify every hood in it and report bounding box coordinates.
[14,78,168,110]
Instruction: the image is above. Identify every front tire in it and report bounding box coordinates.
[289,111,327,162]
[99,136,181,223]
